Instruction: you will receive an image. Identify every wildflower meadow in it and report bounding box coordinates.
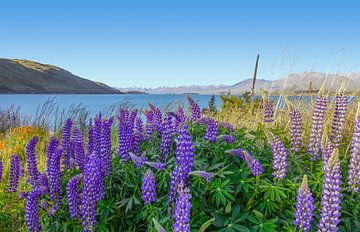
[0,88,360,232]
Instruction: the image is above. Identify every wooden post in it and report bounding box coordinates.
[251,54,260,96]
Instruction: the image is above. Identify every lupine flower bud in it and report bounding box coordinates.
[81,154,101,232]
[269,135,288,179]
[321,127,334,170]
[26,188,42,232]
[189,171,214,182]
[347,102,360,192]
[66,174,82,218]
[18,191,28,200]
[218,134,236,144]
[48,148,62,206]
[308,85,327,160]
[187,96,201,121]
[87,126,94,157]
[284,96,303,152]
[146,161,166,171]
[100,117,113,178]
[38,173,49,194]
[19,165,25,178]
[219,121,234,132]
[294,175,315,232]
[141,169,157,205]
[173,183,192,232]
[130,152,147,169]
[260,89,274,123]
[318,149,342,231]
[225,148,245,160]
[330,85,348,147]
[26,136,40,188]
[39,199,48,209]
[8,154,21,192]
[243,151,264,176]
[61,118,73,169]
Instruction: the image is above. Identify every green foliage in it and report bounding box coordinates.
[220,91,262,109]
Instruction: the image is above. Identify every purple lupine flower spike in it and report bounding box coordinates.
[308,84,327,160]
[218,134,236,144]
[330,84,348,147]
[118,108,133,161]
[73,127,85,171]
[294,175,315,232]
[46,136,59,168]
[26,188,42,232]
[243,150,264,176]
[225,148,245,160]
[268,134,288,179]
[176,125,195,186]
[81,155,101,232]
[173,183,192,232]
[66,174,83,218]
[26,136,40,188]
[61,118,73,169]
[260,89,274,123]
[187,96,201,121]
[8,154,21,192]
[148,103,163,133]
[168,166,179,206]
[102,117,114,176]
[48,147,62,206]
[347,102,360,193]
[318,149,342,231]
[177,105,187,124]
[141,169,157,205]
[189,171,214,182]
[0,160,2,183]
[146,161,166,171]
[284,96,303,152]
[160,115,173,160]
[200,117,218,143]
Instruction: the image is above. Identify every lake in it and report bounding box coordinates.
[0,94,222,118]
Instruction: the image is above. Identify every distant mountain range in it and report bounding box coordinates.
[0,58,123,94]
[119,72,360,95]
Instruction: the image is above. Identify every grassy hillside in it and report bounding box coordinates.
[0,58,123,94]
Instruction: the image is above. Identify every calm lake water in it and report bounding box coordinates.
[0,94,222,118]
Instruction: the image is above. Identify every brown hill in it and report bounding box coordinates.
[0,58,123,94]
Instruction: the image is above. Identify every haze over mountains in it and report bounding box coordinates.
[1,58,359,95]
[119,72,360,95]
[0,58,122,94]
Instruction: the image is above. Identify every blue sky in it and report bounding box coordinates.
[1,0,359,87]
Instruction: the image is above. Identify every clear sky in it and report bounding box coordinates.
[1,0,359,88]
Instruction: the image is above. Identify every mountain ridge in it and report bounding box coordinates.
[119,72,360,95]
[0,58,123,94]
